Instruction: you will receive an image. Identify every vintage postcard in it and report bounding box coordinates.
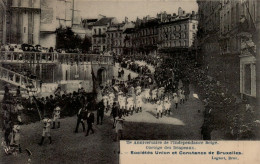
[0,0,259,163]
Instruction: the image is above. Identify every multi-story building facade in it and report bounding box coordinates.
[132,17,159,56]
[123,27,135,55]
[91,16,118,53]
[197,0,257,101]
[106,23,124,55]
[157,8,198,56]
[158,15,198,49]
[106,18,135,55]
[237,0,257,100]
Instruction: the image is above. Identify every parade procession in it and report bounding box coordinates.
[1,0,260,163]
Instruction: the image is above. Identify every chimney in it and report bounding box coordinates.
[125,17,128,23]
[192,11,195,16]
[178,7,183,16]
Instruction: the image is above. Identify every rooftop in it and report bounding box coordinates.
[93,17,115,26]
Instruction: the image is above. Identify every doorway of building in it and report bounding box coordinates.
[97,68,107,86]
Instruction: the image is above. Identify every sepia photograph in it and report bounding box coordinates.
[0,0,259,163]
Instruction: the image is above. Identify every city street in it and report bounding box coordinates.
[1,0,258,163]
[0,85,204,164]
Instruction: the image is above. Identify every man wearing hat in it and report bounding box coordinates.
[85,110,95,136]
[52,105,61,129]
[96,100,105,125]
[74,106,87,133]
[111,102,119,128]
[38,117,52,146]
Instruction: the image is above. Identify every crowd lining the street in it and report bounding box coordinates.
[1,51,260,156]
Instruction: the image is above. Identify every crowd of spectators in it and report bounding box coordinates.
[0,44,82,53]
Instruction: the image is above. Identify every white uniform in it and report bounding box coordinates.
[135,86,142,95]
[144,88,150,100]
[164,99,171,110]
[11,125,21,145]
[42,118,52,137]
[126,97,133,111]
[103,95,109,108]
[15,104,23,123]
[136,95,142,108]
[108,93,115,107]
[119,96,125,109]
[152,89,157,100]
[156,101,163,113]
[173,94,179,104]
[53,107,61,122]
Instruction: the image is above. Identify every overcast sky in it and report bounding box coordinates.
[75,0,198,22]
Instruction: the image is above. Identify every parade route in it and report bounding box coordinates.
[1,86,204,164]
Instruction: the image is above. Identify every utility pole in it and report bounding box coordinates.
[256,0,260,114]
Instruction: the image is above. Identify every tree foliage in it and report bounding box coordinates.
[56,27,83,50]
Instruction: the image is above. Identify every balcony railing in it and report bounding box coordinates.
[0,51,114,65]
[0,66,38,90]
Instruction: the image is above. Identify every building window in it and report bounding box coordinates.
[24,27,26,33]
[193,24,196,29]
[94,29,96,34]
[99,28,101,35]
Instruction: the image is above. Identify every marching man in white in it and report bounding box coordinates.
[118,91,125,116]
[52,105,61,129]
[163,97,171,116]
[38,117,52,146]
[152,88,157,103]
[11,124,22,153]
[180,90,185,104]
[144,88,150,103]
[156,100,163,119]
[102,93,109,112]
[173,93,179,109]
[136,93,143,113]
[108,92,115,111]
[126,96,134,116]
[135,85,142,95]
